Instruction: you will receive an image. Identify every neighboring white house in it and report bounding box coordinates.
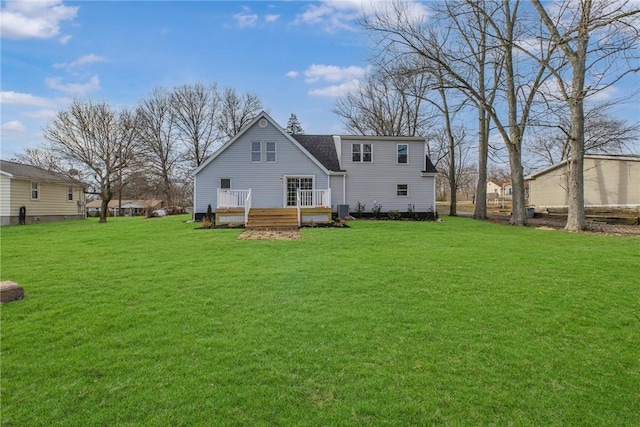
[193,111,438,225]
[85,199,163,217]
[525,154,640,210]
[0,160,85,226]
[486,180,512,201]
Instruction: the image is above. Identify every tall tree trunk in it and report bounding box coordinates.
[99,182,112,224]
[440,87,457,216]
[566,80,586,231]
[474,106,489,220]
[507,144,526,225]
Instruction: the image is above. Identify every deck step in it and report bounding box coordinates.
[247,208,299,228]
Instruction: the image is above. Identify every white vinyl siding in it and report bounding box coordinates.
[342,138,435,212]
[0,175,11,216]
[194,119,329,212]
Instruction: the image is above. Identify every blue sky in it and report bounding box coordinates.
[1,0,399,159]
[1,1,638,163]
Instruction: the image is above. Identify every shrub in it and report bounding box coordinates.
[355,201,366,219]
[372,203,382,219]
[425,207,438,221]
[206,204,213,221]
[407,203,418,220]
[388,210,401,220]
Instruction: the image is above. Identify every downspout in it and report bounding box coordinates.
[343,174,346,204]
[192,174,197,221]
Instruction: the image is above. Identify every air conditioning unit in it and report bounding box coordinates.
[337,204,349,218]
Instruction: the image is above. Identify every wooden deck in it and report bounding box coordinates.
[215,207,333,228]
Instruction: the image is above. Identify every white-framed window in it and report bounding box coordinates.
[266,141,276,163]
[220,178,231,189]
[352,143,372,163]
[67,186,74,202]
[397,184,408,196]
[397,144,408,164]
[31,182,39,200]
[251,141,262,162]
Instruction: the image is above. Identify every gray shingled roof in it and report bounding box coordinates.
[291,134,344,172]
[0,160,83,185]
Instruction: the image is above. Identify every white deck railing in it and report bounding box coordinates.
[297,189,331,208]
[244,189,252,225]
[217,189,251,208]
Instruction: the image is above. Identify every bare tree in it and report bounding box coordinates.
[14,147,68,175]
[531,0,640,230]
[218,87,262,138]
[43,99,139,223]
[364,1,509,221]
[529,102,640,167]
[170,83,221,167]
[432,126,475,208]
[333,69,434,136]
[136,87,180,207]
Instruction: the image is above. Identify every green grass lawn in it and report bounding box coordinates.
[1,216,638,426]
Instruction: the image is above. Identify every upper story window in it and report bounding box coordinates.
[397,144,408,164]
[266,142,276,163]
[31,182,39,200]
[67,186,74,202]
[352,143,372,163]
[251,141,262,162]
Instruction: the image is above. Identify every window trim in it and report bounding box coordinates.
[351,143,372,163]
[266,141,277,163]
[31,182,40,200]
[397,184,408,197]
[251,141,262,163]
[397,143,408,165]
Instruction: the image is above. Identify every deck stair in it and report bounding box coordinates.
[246,208,299,229]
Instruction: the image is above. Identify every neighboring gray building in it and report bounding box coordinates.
[193,111,437,226]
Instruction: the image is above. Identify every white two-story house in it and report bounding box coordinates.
[193,111,437,227]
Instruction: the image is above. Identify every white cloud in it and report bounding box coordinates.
[234,7,258,28]
[53,54,108,69]
[295,0,429,32]
[285,71,299,79]
[304,64,368,83]
[1,120,27,133]
[265,14,280,23]
[298,64,369,97]
[309,79,362,97]
[0,0,78,40]
[45,75,101,96]
[59,34,72,44]
[0,91,53,107]
[23,109,58,120]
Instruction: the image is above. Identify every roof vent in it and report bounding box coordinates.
[258,118,268,128]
